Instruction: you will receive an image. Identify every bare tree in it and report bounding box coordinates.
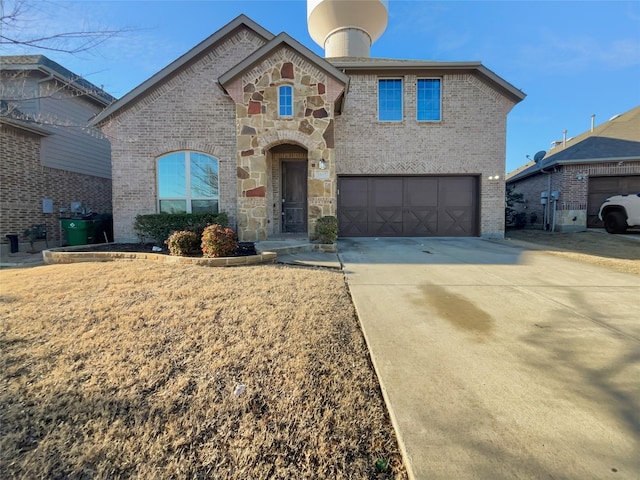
[0,0,135,139]
[1,0,131,54]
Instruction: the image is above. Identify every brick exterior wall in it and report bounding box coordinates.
[335,72,517,238]
[0,123,112,245]
[510,161,640,231]
[101,30,267,242]
[101,24,518,241]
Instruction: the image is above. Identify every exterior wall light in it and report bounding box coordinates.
[319,159,326,170]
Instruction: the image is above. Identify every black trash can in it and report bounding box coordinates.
[5,234,19,253]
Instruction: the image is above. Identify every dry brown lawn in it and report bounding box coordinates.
[0,262,407,479]
[505,229,640,274]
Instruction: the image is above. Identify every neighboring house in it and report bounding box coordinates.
[506,105,640,232]
[0,55,114,248]
[92,9,525,243]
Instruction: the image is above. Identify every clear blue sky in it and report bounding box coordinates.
[4,0,639,173]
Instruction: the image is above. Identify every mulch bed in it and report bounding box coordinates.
[71,242,258,257]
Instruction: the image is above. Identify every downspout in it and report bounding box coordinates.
[552,191,557,232]
[540,163,552,231]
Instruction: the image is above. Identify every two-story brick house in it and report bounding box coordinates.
[92,10,525,243]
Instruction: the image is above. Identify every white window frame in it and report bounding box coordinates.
[416,77,442,122]
[378,78,403,122]
[278,84,293,118]
[156,151,219,214]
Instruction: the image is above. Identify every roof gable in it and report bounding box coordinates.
[219,32,349,91]
[1,54,115,105]
[91,15,274,125]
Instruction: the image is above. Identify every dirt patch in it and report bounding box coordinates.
[505,229,640,275]
[0,263,407,479]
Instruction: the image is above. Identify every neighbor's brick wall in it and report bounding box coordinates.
[0,123,112,243]
[335,72,517,238]
[101,29,268,242]
[509,172,559,229]
[510,161,640,230]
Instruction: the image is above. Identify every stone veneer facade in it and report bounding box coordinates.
[223,47,344,241]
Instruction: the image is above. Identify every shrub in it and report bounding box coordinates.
[201,224,237,258]
[313,216,338,243]
[165,230,200,256]
[133,212,228,243]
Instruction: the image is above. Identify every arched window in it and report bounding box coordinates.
[157,151,219,213]
[278,85,293,117]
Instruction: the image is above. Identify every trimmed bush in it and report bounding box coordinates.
[201,224,237,258]
[313,216,338,243]
[165,230,200,256]
[133,212,228,244]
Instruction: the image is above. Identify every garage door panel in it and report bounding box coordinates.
[338,176,478,237]
[439,177,475,205]
[587,175,640,227]
[338,208,368,236]
[403,207,438,235]
[439,207,475,236]
[404,177,438,206]
[371,207,404,236]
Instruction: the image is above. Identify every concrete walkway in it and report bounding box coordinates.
[338,237,640,480]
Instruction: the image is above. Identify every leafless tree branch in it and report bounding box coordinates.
[0,0,134,54]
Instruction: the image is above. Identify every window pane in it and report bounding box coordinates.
[379,79,403,121]
[158,152,186,197]
[279,85,292,116]
[159,199,187,214]
[417,79,441,121]
[191,199,219,213]
[190,153,218,197]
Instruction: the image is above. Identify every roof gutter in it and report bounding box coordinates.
[4,64,112,106]
[331,61,525,103]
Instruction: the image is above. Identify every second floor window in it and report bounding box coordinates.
[279,85,293,117]
[417,78,441,121]
[378,78,403,122]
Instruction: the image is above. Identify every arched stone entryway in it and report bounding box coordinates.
[267,144,309,236]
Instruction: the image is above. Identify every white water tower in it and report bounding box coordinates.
[307,0,389,58]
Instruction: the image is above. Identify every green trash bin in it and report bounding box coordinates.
[61,218,101,246]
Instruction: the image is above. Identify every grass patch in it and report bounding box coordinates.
[0,262,407,479]
[506,229,640,275]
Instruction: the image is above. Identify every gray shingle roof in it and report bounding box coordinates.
[0,54,115,105]
[507,105,640,182]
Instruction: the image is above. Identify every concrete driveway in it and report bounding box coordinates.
[338,237,640,480]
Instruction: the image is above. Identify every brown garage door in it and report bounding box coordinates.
[337,176,479,237]
[587,175,640,227]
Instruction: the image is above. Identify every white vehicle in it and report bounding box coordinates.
[598,193,640,234]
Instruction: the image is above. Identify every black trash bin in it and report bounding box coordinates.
[5,234,19,253]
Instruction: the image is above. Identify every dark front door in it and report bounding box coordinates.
[282,161,307,233]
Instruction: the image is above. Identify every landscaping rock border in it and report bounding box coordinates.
[42,244,277,267]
